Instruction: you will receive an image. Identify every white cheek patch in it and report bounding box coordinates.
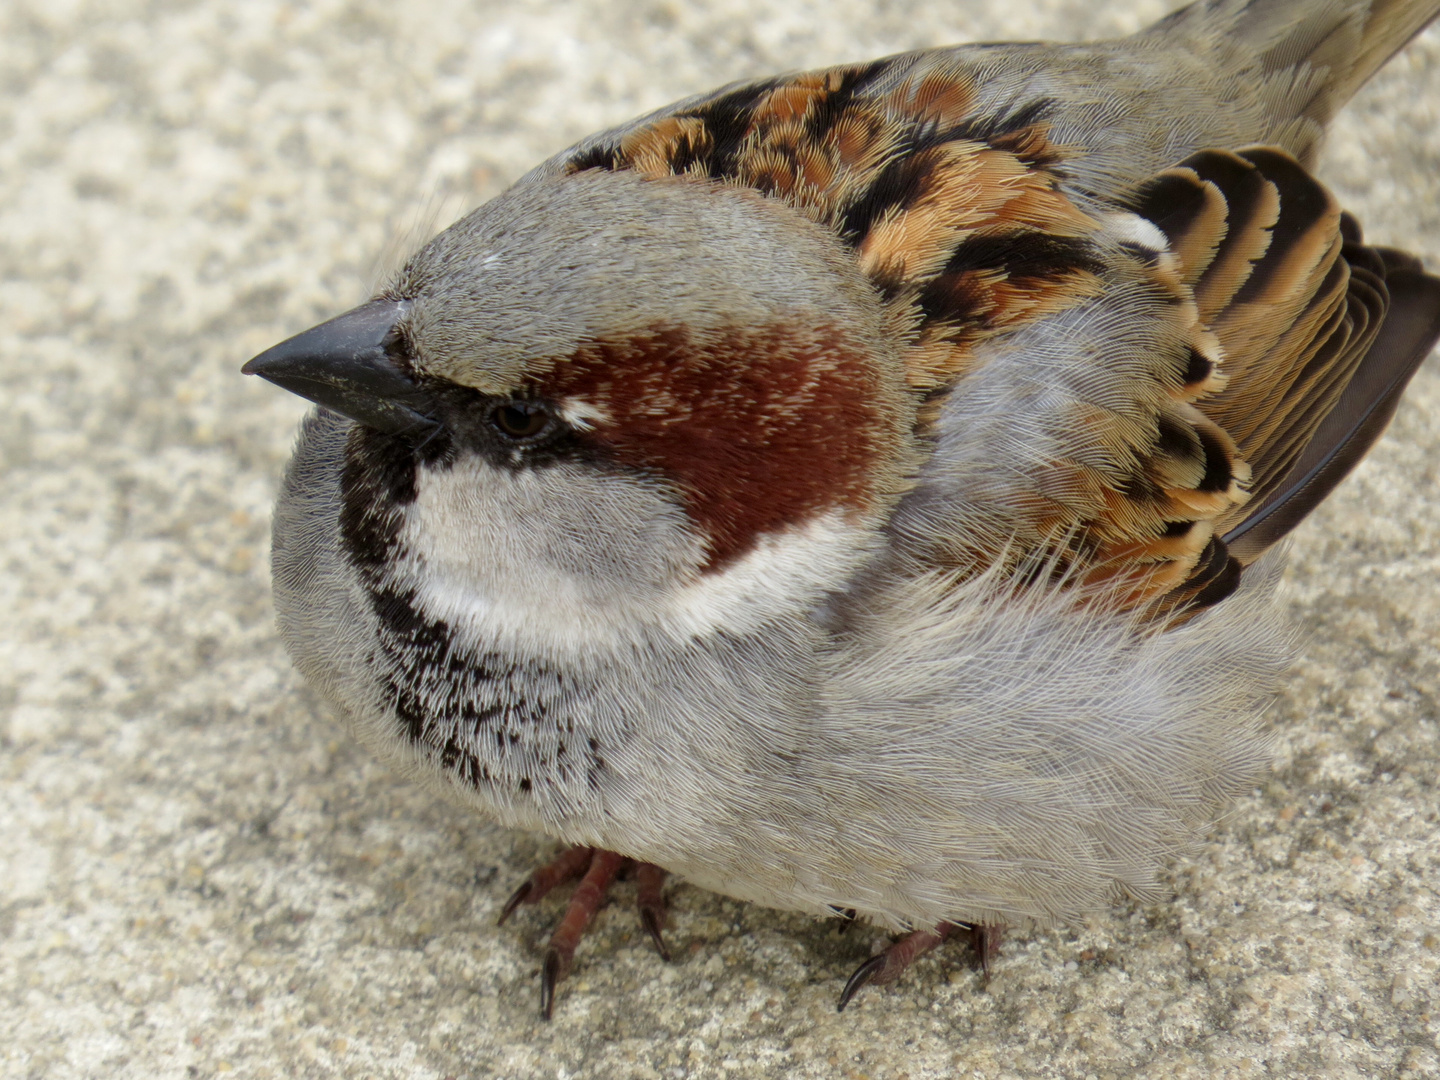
[661,513,875,639]
[386,455,876,660]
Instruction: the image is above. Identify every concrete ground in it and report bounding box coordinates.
[2,1,1439,1077]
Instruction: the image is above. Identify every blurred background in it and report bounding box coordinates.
[2,1,1438,1077]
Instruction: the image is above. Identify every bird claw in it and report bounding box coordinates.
[539,947,563,1021]
[836,952,887,1012]
[967,922,1002,980]
[836,921,1003,1011]
[495,846,673,1018]
[495,844,595,927]
[636,861,671,962]
[639,904,671,962]
[496,879,532,926]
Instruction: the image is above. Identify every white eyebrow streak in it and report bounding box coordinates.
[558,397,611,431]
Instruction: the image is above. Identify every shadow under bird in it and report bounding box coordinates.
[244,0,1440,1017]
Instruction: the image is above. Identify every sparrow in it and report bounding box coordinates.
[244,0,1440,1018]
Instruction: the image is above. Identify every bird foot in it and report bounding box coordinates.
[497,845,672,1019]
[837,921,1004,1012]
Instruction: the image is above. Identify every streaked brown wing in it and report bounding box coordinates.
[1128,147,1440,606]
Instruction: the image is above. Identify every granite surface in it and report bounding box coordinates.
[2,1,1439,1077]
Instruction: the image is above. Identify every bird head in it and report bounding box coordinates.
[245,169,917,650]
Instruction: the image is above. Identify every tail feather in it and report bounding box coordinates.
[1243,0,1440,106]
[1147,0,1440,160]
[1223,260,1440,561]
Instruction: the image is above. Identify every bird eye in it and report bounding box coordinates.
[491,401,552,440]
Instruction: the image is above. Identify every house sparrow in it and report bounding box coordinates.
[244,0,1440,1018]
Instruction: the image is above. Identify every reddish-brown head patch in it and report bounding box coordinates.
[533,324,903,571]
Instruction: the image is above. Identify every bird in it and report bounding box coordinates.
[243,0,1440,1018]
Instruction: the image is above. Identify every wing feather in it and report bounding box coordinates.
[1141,150,1440,578]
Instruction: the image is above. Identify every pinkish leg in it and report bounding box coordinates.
[837,921,1005,1012]
[496,847,678,1018]
[540,849,625,1019]
[496,845,595,925]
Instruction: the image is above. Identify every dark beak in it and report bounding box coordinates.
[242,299,440,438]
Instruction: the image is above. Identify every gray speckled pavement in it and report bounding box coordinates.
[2,2,1438,1077]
